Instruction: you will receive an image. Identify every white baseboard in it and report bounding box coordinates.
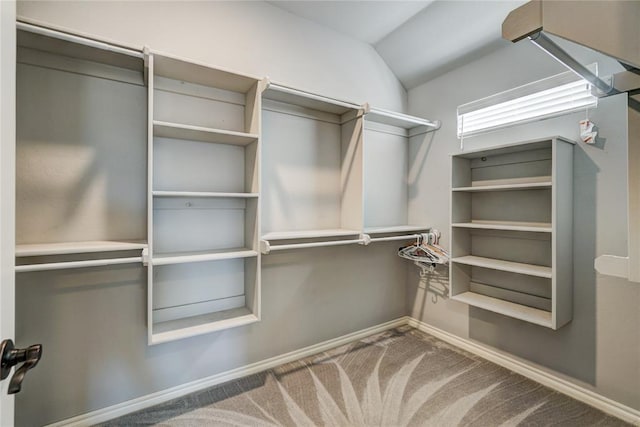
[47,316,640,427]
[406,317,640,426]
[46,317,407,427]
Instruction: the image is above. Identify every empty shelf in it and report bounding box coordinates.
[366,108,438,130]
[452,181,552,192]
[452,256,552,278]
[153,121,258,146]
[364,225,430,235]
[452,221,552,233]
[151,307,258,344]
[451,291,552,328]
[262,229,361,241]
[152,248,257,265]
[16,241,147,257]
[153,191,258,198]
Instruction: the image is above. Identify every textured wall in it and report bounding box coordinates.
[407,40,640,411]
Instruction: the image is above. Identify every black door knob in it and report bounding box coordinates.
[0,339,42,394]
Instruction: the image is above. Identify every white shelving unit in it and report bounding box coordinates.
[147,50,264,344]
[362,106,439,238]
[260,82,365,251]
[450,137,574,329]
[15,27,148,273]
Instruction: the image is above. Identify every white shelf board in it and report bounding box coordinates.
[152,248,257,266]
[451,291,552,328]
[153,121,258,146]
[263,84,359,116]
[262,229,361,241]
[452,181,552,192]
[451,256,552,278]
[151,307,258,344]
[452,221,552,233]
[152,51,259,93]
[366,108,437,130]
[153,191,258,199]
[16,240,147,257]
[364,225,430,235]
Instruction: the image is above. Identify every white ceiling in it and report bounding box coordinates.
[268,0,528,90]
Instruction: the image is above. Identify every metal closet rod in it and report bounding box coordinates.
[17,21,144,59]
[529,31,618,96]
[260,232,429,254]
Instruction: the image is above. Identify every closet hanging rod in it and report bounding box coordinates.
[260,237,368,254]
[15,256,143,273]
[17,21,144,59]
[266,82,362,111]
[369,234,422,243]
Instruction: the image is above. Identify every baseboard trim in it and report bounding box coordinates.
[46,317,407,427]
[406,317,640,426]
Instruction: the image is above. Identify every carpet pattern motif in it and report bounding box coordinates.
[103,326,629,426]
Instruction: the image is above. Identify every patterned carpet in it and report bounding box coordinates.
[103,326,629,426]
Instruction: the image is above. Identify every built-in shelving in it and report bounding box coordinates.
[153,121,258,146]
[451,255,552,278]
[451,291,552,328]
[153,191,258,199]
[452,221,552,233]
[450,137,574,329]
[362,107,439,235]
[452,181,552,192]
[15,27,147,274]
[16,241,147,257]
[147,50,263,344]
[261,229,360,241]
[261,83,364,249]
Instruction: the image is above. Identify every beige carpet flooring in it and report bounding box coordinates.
[102,326,630,426]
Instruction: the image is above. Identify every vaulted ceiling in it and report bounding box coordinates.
[268,0,528,90]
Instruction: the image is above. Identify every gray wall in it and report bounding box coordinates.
[15,2,409,425]
[408,40,640,410]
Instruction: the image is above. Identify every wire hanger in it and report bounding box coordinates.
[397,229,449,275]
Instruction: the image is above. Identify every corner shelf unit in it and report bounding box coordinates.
[15,25,148,274]
[449,137,574,329]
[147,51,263,344]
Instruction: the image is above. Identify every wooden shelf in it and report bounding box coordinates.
[452,181,552,192]
[16,241,147,257]
[262,229,361,241]
[364,225,430,235]
[152,248,257,266]
[153,191,258,199]
[451,291,552,327]
[451,256,552,278]
[151,307,258,344]
[153,121,258,146]
[452,221,552,233]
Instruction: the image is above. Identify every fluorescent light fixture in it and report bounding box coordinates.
[457,66,598,138]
